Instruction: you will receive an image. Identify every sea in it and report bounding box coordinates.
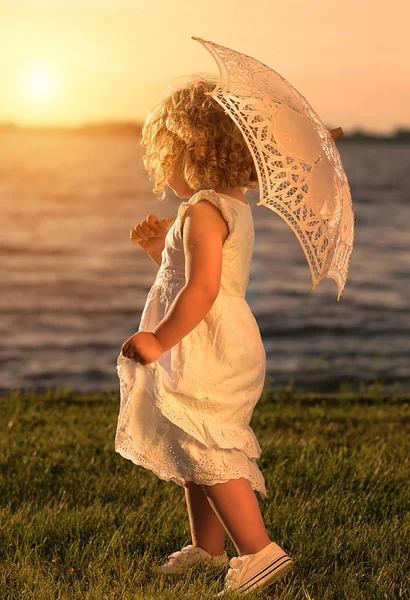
[1,131,409,394]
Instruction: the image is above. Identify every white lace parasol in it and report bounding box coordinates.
[192,36,354,302]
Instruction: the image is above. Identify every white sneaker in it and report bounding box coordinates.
[217,541,294,596]
[156,544,229,574]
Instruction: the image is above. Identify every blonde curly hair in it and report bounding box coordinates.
[140,73,259,201]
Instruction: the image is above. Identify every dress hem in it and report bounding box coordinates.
[114,437,268,500]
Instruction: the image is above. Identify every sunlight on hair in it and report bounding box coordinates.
[140,72,259,201]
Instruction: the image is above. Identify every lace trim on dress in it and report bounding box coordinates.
[115,426,268,499]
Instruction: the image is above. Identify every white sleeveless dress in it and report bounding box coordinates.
[115,189,267,498]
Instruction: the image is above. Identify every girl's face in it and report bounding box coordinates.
[165,153,247,201]
[166,154,195,198]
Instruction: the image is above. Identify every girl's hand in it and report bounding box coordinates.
[120,331,165,365]
[130,214,177,256]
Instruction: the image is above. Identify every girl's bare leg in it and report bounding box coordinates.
[184,480,227,556]
[201,478,272,557]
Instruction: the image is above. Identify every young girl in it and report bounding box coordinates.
[115,74,294,596]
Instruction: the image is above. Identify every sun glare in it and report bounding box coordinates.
[24,67,56,102]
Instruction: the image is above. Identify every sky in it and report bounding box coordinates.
[0,0,408,134]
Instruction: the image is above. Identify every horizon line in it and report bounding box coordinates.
[1,120,409,140]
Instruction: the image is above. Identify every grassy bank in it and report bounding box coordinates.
[1,385,409,599]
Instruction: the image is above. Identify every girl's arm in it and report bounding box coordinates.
[152,200,229,352]
[153,285,216,351]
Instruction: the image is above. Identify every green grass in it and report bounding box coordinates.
[1,383,409,599]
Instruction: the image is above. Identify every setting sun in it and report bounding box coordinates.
[23,66,56,102]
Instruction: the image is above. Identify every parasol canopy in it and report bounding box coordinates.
[192,36,354,301]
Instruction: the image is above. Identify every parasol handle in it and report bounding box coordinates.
[329,127,344,140]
